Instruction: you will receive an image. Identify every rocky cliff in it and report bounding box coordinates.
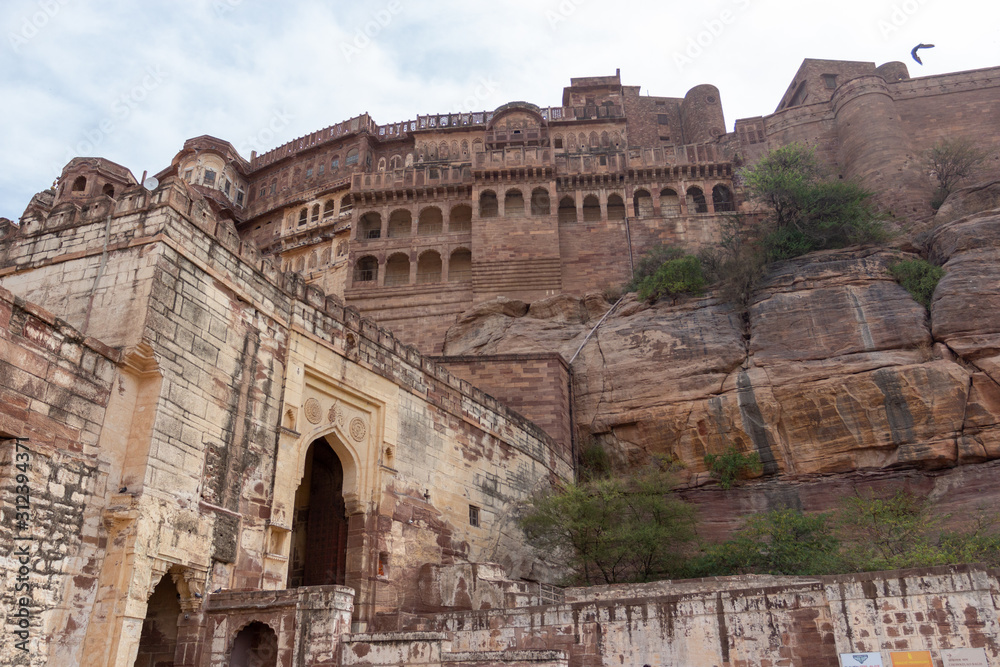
[443,190,1000,534]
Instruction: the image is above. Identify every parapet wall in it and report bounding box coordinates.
[365,565,1000,667]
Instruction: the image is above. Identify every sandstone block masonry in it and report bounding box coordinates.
[0,167,571,666]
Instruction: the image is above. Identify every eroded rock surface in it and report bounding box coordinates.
[444,212,1000,486]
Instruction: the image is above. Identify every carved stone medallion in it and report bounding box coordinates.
[349,417,367,442]
[304,398,322,424]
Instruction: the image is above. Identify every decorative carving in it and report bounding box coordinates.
[328,400,345,426]
[350,417,367,442]
[304,398,322,424]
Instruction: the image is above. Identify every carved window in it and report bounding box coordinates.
[469,505,480,527]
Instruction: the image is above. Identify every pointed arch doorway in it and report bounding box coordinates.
[288,438,350,587]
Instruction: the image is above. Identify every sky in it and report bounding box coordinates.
[1,0,997,218]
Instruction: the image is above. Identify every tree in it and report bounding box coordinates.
[740,143,888,261]
[519,465,696,584]
[694,509,841,576]
[636,255,706,303]
[926,137,989,209]
[704,445,762,489]
[837,490,945,571]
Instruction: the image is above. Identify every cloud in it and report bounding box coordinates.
[1,0,998,217]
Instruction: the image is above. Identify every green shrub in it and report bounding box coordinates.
[625,245,685,292]
[703,446,762,489]
[888,258,944,309]
[520,465,696,584]
[741,143,888,261]
[692,509,842,576]
[636,255,706,303]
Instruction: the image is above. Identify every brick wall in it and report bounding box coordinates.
[435,354,573,464]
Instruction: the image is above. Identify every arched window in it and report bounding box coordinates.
[607,194,626,220]
[582,194,601,222]
[504,189,524,215]
[323,199,336,219]
[311,204,320,224]
[72,176,86,192]
[340,194,353,214]
[336,242,347,257]
[230,622,278,667]
[479,191,498,218]
[449,248,472,282]
[712,184,735,212]
[384,253,410,286]
[346,148,359,165]
[102,184,115,197]
[450,204,472,232]
[589,131,599,148]
[439,141,449,159]
[390,155,402,170]
[660,188,680,216]
[358,212,381,239]
[417,207,443,235]
[558,196,577,223]
[472,139,484,153]
[298,209,307,226]
[388,209,412,238]
[461,140,469,155]
[600,131,610,147]
[530,188,550,215]
[320,248,331,264]
[353,256,378,283]
[688,187,708,213]
[633,189,653,218]
[416,251,442,284]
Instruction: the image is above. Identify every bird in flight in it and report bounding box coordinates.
[911,43,935,65]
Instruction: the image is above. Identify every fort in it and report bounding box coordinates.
[0,58,998,666]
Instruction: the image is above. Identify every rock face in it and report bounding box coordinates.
[443,211,1000,490]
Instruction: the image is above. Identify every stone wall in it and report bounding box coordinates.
[435,353,573,461]
[352,565,1000,667]
[0,286,119,667]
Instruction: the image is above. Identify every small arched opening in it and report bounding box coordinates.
[311,204,320,224]
[229,621,278,667]
[504,189,524,215]
[388,209,412,238]
[607,194,626,220]
[135,574,181,667]
[479,191,498,218]
[449,204,472,232]
[384,253,410,286]
[582,194,601,222]
[660,188,680,216]
[352,256,378,284]
[298,209,307,226]
[417,207,443,235]
[449,248,471,282]
[558,196,577,224]
[712,184,735,212]
[633,189,653,218]
[102,183,115,198]
[416,251,442,284]
[530,188,550,215]
[358,212,381,239]
[688,187,708,214]
[72,176,87,192]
